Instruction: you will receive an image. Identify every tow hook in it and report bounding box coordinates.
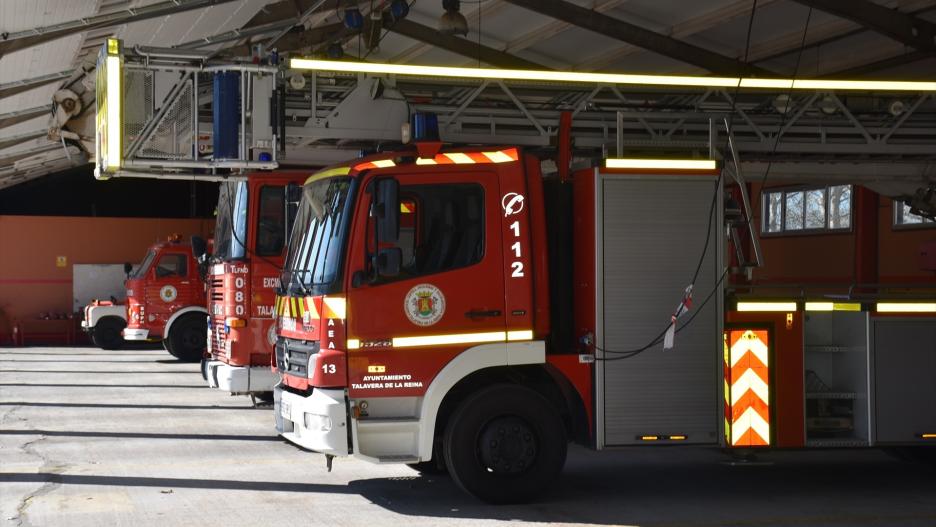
[325,454,335,472]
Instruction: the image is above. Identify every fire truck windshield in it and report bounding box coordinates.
[281,177,354,296]
[130,249,156,279]
[214,181,249,261]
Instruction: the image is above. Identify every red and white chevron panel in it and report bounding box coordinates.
[726,329,770,447]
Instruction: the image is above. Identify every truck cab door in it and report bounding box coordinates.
[345,170,506,398]
[147,251,192,316]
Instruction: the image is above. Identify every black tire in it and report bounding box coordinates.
[254,391,275,403]
[443,384,567,504]
[166,314,207,362]
[91,317,126,350]
[407,460,448,476]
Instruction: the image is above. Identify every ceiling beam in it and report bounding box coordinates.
[383,18,548,70]
[0,0,242,58]
[0,106,50,132]
[502,0,776,75]
[573,0,781,72]
[824,50,932,77]
[0,70,75,100]
[791,0,936,52]
[0,130,46,151]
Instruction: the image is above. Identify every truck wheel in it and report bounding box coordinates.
[407,460,448,476]
[92,317,126,350]
[166,314,207,362]
[443,384,567,504]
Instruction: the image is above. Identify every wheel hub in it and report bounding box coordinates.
[478,416,537,475]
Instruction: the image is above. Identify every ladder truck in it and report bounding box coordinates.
[89,38,936,503]
[272,141,936,503]
[123,236,208,361]
[198,172,308,400]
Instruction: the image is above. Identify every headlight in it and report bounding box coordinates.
[303,413,332,432]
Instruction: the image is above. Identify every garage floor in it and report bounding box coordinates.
[2,346,935,527]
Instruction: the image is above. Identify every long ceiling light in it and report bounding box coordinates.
[289,59,936,92]
[606,158,716,170]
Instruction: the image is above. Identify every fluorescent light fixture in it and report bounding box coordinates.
[804,302,862,312]
[876,302,936,313]
[736,301,798,312]
[105,54,121,171]
[606,158,716,170]
[289,59,936,92]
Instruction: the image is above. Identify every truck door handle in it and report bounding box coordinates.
[465,309,501,319]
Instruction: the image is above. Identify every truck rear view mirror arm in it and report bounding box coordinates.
[375,178,400,245]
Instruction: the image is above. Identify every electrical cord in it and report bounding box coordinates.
[591,0,760,358]
[592,3,813,360]
[594,267,730,361]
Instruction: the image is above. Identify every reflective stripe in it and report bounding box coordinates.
[359,329,535,349]
[322,296,346,319]
[726,330,770,447]
[305,166,351,184]
[416,148,518,167]
[443,152,475,164]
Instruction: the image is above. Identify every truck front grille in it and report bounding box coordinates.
[275,338,319,377]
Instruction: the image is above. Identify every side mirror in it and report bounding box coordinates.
[375,179,399,244]
[190,235,208,262]
[123,262,132,276]
[374,248,402,278]
[285,183,302,245]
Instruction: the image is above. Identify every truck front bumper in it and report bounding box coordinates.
[80,321,90,331]
[122,328,149,340]
[205,360,277,394]
[275,385,349,457]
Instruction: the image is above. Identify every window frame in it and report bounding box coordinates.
[255,184,287,257]
[761,184,854,236]
[366,181,487,285]
[892,200,935,230]
[154,252,188,278]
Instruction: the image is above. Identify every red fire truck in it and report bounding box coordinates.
[268,144,934,503]
[123,236,208,361]
[199,173,307,400]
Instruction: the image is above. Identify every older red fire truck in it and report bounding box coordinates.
[272,143,936,503]
[199,173,307,400]
[123,236,208,361]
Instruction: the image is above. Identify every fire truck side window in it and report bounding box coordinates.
[256,185,286,256]
[386,184,484,278]
[155,253,187,278]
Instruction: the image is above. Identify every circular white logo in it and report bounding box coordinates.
[159,285,178,302]
[501,192,525,217]
[404,284,445,327]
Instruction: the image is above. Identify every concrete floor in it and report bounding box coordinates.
[1,346,934,527]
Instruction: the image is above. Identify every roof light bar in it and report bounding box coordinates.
[289,59,936,92]
[736,301,798,312]
[606,158,716,170]
[876,302,936,313]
